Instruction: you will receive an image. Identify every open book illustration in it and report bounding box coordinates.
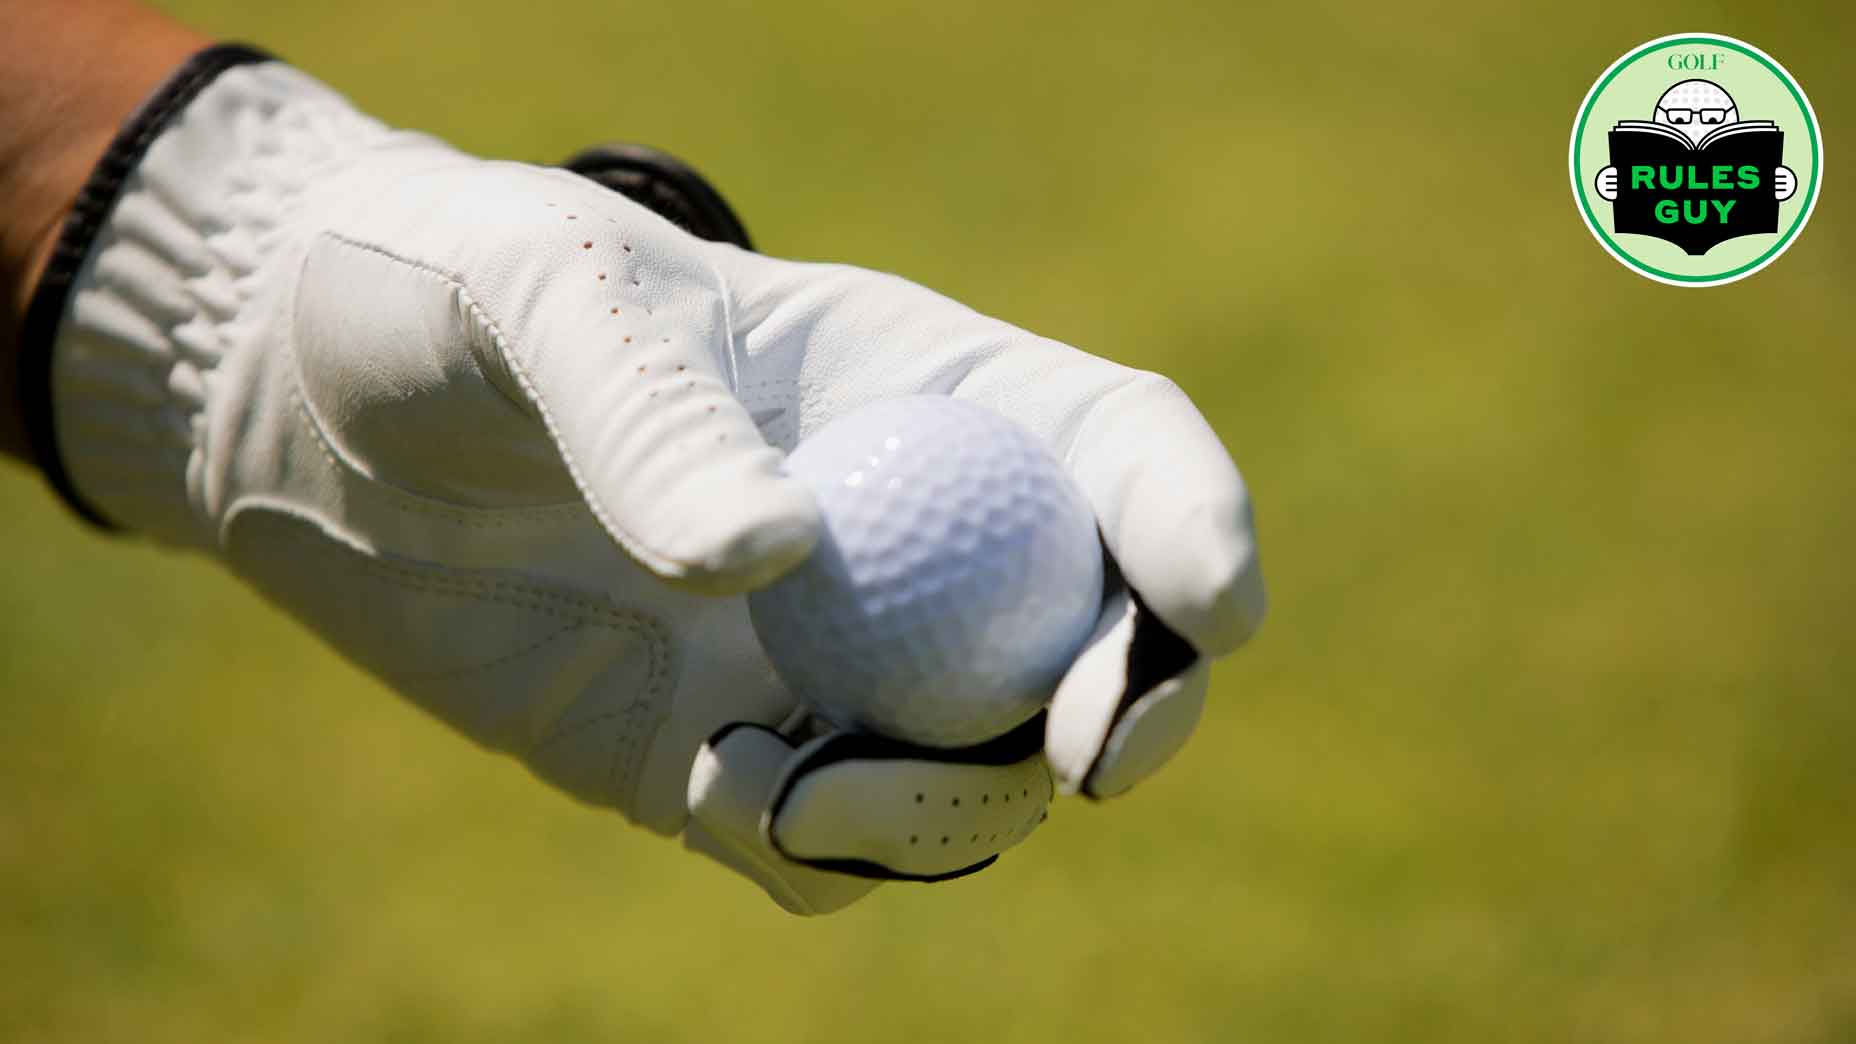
[1606,120,1782,255]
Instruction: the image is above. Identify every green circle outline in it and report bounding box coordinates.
[1569,34,1821,285]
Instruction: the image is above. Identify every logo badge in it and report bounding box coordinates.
[1570,34,1822,286]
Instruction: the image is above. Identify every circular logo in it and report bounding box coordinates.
[1569,33,1822,286]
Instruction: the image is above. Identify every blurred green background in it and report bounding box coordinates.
[3,1,1851,1040]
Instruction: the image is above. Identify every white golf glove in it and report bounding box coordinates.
[33,52,1264,914]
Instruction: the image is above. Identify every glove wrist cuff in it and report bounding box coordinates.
[18,43,272,528]
[29,50,389,540]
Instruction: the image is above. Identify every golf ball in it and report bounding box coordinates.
[748,395,1104,747]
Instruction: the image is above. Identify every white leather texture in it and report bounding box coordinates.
[48,62,1265,913]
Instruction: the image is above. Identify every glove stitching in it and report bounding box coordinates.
[259,515,671,807]
[307,233,682,574]
[700,232,742,393]
[253,509,663,625]
[731,377,797,392]
[344,557,660,628]
[285,379,587,529]
[278,220,678,804]
[394,622,586,683]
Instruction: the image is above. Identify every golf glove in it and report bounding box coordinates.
[24,49,1265,914]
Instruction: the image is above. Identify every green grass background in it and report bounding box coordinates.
[3,1,1852,1040]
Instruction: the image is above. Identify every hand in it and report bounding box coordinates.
[1774,165,1797,201]
[44,57,1264,912]
[1595,165,1618,201]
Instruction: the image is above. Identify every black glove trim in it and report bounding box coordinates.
[1080,589,1201,800]
[703,721,999,882]
[794,852,1000,884]
[762,714,1047,882]
[16,42,274,529]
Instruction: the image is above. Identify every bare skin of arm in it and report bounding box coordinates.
[0,0,206,463]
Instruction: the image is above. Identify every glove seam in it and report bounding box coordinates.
[342,556,662,630]
[301,231,689,575]
[283,240,590,527]
[395,622,585,684]
[287,379,587,527]
[707,244,747,398]
[240,502,668,628]
[304,230,533,412]
[241,503,673,813]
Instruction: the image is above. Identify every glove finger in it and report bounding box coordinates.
[511,172,821,593]
[1046,585,1210,796]
[353,165,820,594]
[686,723,880,915]
[766,718,1053,880]
[1049,381,1249,794]
[1062,375,1264,658]
[716,255,1261,649]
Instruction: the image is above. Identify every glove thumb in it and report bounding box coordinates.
[686,725,881,915]
[507,171,820,592]
[332,162,820,594]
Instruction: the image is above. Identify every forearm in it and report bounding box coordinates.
[0,0,205,462]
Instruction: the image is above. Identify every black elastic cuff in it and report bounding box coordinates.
[16,42,274,530]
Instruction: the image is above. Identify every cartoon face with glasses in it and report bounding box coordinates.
[1654,79,1740,141]
[1596,79,1796,202]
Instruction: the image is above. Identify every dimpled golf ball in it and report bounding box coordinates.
[748,396,1104,748]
